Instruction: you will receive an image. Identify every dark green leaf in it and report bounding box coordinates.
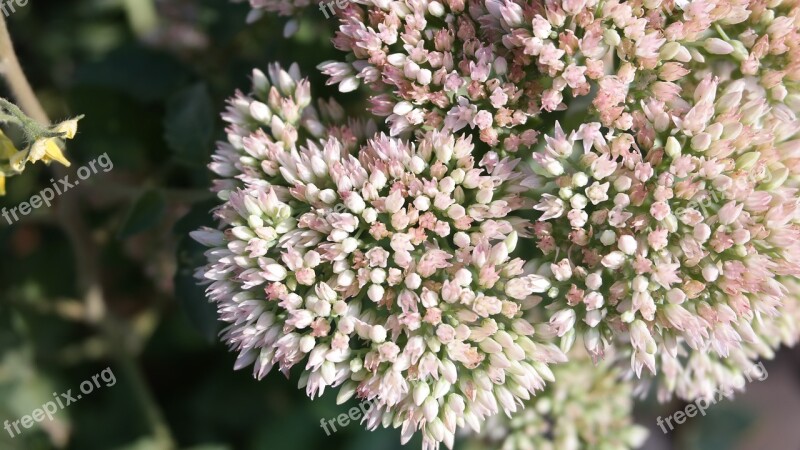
[117,189,167,238]
[174,200,221,342]
[175,236,219,343]
[72,46,191,102]
[164,84,215,165]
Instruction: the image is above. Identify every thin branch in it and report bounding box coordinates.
[0,18,48,124]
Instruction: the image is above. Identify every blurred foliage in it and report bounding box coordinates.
[0,1,788,449]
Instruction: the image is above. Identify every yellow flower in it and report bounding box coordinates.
[29,138,71,167]
[0,173,5,196]
[24,117,81,167]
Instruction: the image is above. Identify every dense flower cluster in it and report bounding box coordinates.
[211,63,377,197]
[308,0,800,148]
[309,0,800,397]
[200,0,800,447]
[194,64,568,449]
[479,355,648,450]
[528,75,800,397]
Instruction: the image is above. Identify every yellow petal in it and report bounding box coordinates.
[53,119,79,139]
[10,150,27,172]
[0,173,5,196]
[42,139,71,167]
[0,129,17,159]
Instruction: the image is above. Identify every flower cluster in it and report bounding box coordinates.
[315,0,800,147]
[479,355,648,450]
[201,0,800,447]
[194,64,567,450]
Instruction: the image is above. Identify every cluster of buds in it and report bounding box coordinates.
[312,0,800,147]
[479,354,648,450]
[529,74,800,397]
[212,63,377,198]
[202,0,800,447]
[0,98,80,196]
[194,65,567,449]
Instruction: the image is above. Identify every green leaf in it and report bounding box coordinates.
[164,83,215,165]
[117,189,167,239]
[174,200,221,342]
[72,46,191,102]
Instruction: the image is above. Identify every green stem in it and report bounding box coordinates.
[715,24,731,41]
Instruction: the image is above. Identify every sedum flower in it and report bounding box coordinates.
[527,75,800,388]
[478,354,648,450]
[194,64,566,450]
[224,0,800,444]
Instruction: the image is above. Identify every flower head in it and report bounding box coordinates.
[194,64,566,449]
[528,75,800,384]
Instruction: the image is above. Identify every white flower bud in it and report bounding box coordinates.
[385,190,405,213]
[570,194,588,210]
[601,251,626,269]
[613,175,632,192]
[618,235,637,255]
[342,237,358,253]
[572,172,589,187]
[428,1,445,16]
[344,193,366,213]
[632,276,649,292]
[704,38,734,54]
[299,335,316,353]
[665,136,682,158]
[666,288,686,304]
[368,284,385,303]
[393,101,414,115]
[362,208,378,223]
[604,29,621,46]
[545,160,564,176]
[370,268,387,284]
[586,272,602,290]
[690,133,712,151]
[504,231,518,252]
[584,310,603,327]
[702,264,719,282]
[600,230,617,246]
[370,325,387,343]
[249,101,271,123]
[413,382,431,406]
